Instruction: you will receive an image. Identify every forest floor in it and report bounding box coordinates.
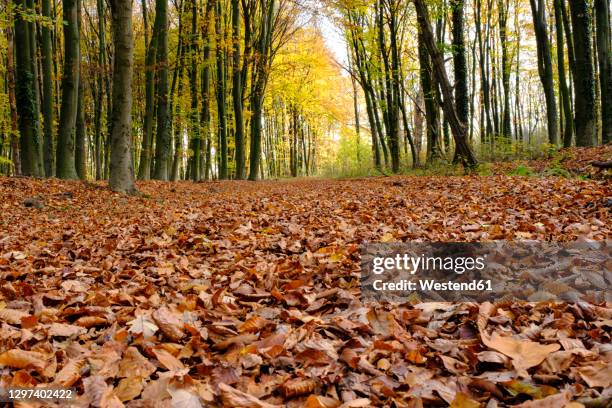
[0,151,610,407]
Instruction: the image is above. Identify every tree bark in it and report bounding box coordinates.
[452,0,470,162]
[56,0,80,179]
[14,0,44,176]
[215,0,228,180]
[569,0,597,146]
[413,0,477,169]
[187,0,201,181]
[153,0,171,180]
[554,0,573,147]
[108,0,136,194]
[137,0,156,180]
[529,0,558,145]
[595,0,611,144]
[41,0,55,176]
[231,0,246,179]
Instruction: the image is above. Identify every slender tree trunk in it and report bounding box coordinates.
[6,27,21,174]
[75,64,87,179]
[554,0,573,147]
[569,0,597,146]
[186,0,201,181]
[56,0,80,178]
[452,0,469,162]
[153,0,171,180]
[108,0,136,194]
[201,0,214,181]
[529,0,558,145]
[595,0,611,144]
[14,0,44,176]
[498,0,512,138]
[414,0,477,168]
[94,0,106,180]
[137,0,156,179]
[215,0,228,180]
[248,0,275,181]
[41,0,55,176]
[75,0,86,179]
[231,0,245,179]
[418,26,441,162]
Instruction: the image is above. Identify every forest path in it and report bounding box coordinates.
[0,176,609,406]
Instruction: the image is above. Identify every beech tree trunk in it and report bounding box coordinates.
[108,0,136,194]
[153,0,171,180]
[41,0,55,176]
[14,0,44,177]
[231,0,246,179]
[56,0,80,179]
[595,0,611,144]
[554,0,573,147]
[569,0,597,146]
[137,0,156,180]
[529,0,558,145]
[414,0,477,169]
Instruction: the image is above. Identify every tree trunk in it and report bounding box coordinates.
[186,0,200,181]
[56,0,80,179]
[413,0,477,169]
[452,0,470,162]
[215,0,228,180]
[498,0,512,139]
[554,0,573,147]
[201,0,214,180]
[248,0,275,181]
[569,0,597,146]
[595,0,611,144]
[153,0,171,180]
[417,26,441,162]
[529,0,558,145]
[75,64,87,179]
[231,0,246,179]
[137,0,156,180]
[41,0,55,176]
[6,26,21,174]
[108,0,136,194]
[14,0,44,177]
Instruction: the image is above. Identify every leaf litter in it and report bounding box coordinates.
[0,175,610,407]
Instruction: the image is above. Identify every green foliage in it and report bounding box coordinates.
[541,166,572,178]
[319,128,374,178]
[508,164,536,176]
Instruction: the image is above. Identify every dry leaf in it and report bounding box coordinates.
[481,332,560,376]
[218,383,280,408]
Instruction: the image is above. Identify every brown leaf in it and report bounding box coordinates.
[577,361,612,387]
[281,378,318,398]
[118,347,156,379]
[54,359,87,387]
[303,395,342,408]
[218,383,280,408]
[0,349,48,374]
[481,332,560,376]
[152,348,186,373]
[152,306,185,341]
[115,376,144,402]
[48,322,86,337]
[238,316,270,333]
[0,308,30,325]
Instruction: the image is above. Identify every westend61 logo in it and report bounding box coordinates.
[361,241,610,303]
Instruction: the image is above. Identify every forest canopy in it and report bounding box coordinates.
[0,0,609,187]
